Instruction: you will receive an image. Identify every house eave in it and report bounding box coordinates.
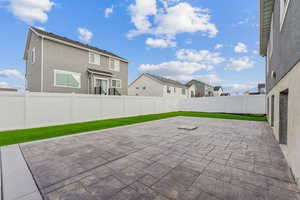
[29,27,129,63]
[260,0,275,56]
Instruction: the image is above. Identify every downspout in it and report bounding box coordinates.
[41,37,44,92]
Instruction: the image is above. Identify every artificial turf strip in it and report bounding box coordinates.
[0,112,266,147]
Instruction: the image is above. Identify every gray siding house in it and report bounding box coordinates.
[186,80,214,97]
[24,27,129,95]
[260,0,300,186]
[128,73,191,97]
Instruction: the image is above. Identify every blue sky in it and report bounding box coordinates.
[0,0,265,94]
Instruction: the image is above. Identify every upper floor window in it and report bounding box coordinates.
[111,79,121,88]
[280,0,290,29]
[31,47,36,64]
[109,58,120,72]
[54,70,81,88]
[89,52,101,65]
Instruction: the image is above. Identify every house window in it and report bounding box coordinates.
[31,47,36,64]
[54,70,81,88]
[89,52,101,65]
[182,88,186,95]
[167,86,171,93]
[111,79,121,88]
[136,87,139,89]
[174,88,176,93]
[109,58,120,72]
[280,0,290,29]
[142,86,146,90]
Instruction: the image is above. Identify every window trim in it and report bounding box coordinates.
[31,47,36,64]
[109,58,120,72]
[280,0,291,31]
[54,69,81,89]
[89,52,101,65]
[111,78,122,88]
[94,77,109,94]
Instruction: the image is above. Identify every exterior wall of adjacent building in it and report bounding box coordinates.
[213,89,223,96]
[266,60,300,186]
[265,0,300,186]
[128,75,164,97]
[266,0,300,92]
[26,32,128,95]
[25,33,42,92]
[188,84,196,98]
[162,85,189,98]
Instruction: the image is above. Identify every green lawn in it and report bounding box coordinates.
[0,112,266,147]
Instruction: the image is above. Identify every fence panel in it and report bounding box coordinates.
[0,92,265,131]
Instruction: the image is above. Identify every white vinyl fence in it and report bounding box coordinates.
[179,95,265,114]
[0,92,265,131]
[0,92,180,131]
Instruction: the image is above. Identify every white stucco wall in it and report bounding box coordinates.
[266,60,300,186]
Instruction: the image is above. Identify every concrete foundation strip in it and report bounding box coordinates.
[0,145,42,200]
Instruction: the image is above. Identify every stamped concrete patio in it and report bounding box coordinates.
[15,117,300,199]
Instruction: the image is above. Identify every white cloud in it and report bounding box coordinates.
[225,57,253,71]
[128,0,157,37]
[0,82,9,88]
[234,42,248,53]
[165,74,223,84]
[154,3,217,37]
[104,5,113,18]
[127,1,217,47]
[77,28,93,43]
[5,0,55,24]
[146,37,176,48]
[36,26,45,31]
[0,69,25,80]
[176,49,225,64]
[139,61,214,76]
[214,44,223,50]
[252,50,258,55]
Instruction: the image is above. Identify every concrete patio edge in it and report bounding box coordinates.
[0,145,42,200]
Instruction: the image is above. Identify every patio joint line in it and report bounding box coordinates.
[41,147,150,193]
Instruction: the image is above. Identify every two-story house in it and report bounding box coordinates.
[24,27,129,95]
[128,73,191,97]
[186,80,215,97]
[260,0,300,186]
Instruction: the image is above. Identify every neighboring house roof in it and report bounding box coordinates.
[0,88,17,92]
[25,27,128,62]
[145,73,187,88]
[129,73,188,89]
[186,79,213,88]
[214,86,223,91]
[259,0,275,56]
